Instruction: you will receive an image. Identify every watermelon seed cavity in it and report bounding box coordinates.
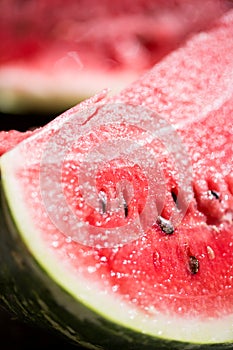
[157,216,174,235]
[208,190,220,200]
[188,256,200,275]
[170,188,185,212]
[99,190,107,214]
[171,190,178,205]
[123,197,129,218]
[99,189,129,218]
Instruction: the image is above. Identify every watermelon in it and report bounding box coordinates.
[1,8,233,350]
[0,0,228,113]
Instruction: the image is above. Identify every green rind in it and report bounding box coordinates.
[0,181,232,350]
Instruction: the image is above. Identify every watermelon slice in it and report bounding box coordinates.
[0,0,228,113]
[1,8,233,350]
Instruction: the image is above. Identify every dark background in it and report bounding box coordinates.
[0,110,61,131]
[0,307,82,350]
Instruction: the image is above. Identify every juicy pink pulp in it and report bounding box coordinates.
[10,8,233,321]
[0,0,228,74]
[0,130,38,156]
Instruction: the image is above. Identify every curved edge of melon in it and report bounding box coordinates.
[1,182,232,350]
[0,147,233,349]
[0,65,138,113]
[0,180,187,350]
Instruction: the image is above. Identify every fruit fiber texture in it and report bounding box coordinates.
[0,7,233,350]
[0,0,228,113]
[0,129,37,156]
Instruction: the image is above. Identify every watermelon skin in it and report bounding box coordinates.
[0,0,228,113]
[0,9,233,350]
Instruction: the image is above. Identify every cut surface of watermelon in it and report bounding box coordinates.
[0,0,228,113]
[0,129,38,156]
[0,8,233,350]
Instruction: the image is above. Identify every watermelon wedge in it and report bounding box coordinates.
[1,8,233,350]
[0,0,228,113]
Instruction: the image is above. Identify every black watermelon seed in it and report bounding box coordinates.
[189,256,199,274]
[209,190,220,200]
[171,190,177,204]
[99,191,107,214]
[157,216,174,235]
[123,198,129,218]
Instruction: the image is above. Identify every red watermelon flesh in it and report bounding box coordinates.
[0,0,228,112]
[0,129,38,156]
[1,9,233,344]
